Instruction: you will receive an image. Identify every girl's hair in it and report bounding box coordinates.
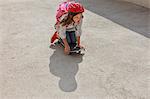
[60,12,80,26]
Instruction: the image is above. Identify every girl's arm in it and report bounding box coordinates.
[58,25,70,54]
[62,38,70,54]
[62,38,69,48]
[77,36,80,46]
[76,19,82,46]
[58,25,69,48]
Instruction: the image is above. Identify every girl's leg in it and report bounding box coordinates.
[66,31,77,49]
[51,31,59,43]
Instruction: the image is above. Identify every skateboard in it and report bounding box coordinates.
[51,31,85,55]
[55,39,85,54]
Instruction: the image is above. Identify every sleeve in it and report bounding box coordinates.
[58,25,66,39]
[75,19,83,37]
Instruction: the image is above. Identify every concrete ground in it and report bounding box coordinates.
[0,0,150,99]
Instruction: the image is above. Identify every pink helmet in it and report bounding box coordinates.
[67,2,84,13]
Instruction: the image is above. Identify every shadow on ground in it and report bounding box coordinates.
[49,45,83,92]
[79,0,150,38]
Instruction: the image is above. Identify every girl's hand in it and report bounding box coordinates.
[79,45,85,49]
[64,45,70,55]
[62,38,70,54]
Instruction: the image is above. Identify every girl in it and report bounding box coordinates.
[51,1,84,54]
